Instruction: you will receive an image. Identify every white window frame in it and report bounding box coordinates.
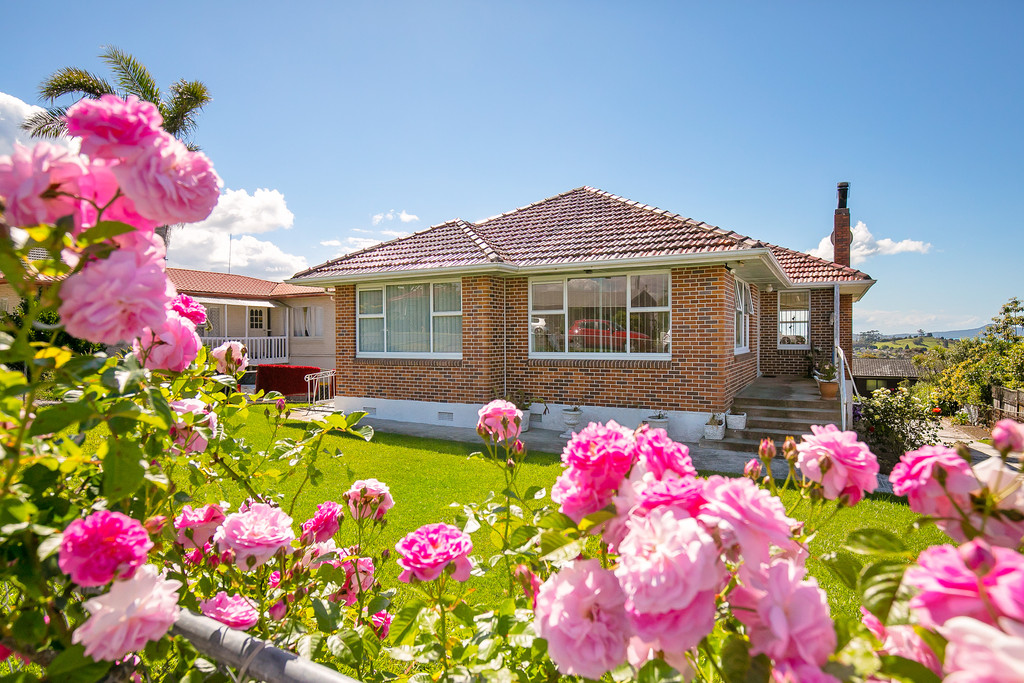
[248,308,265,330]
[528,270,672,360]
[778,290,811,350]
[292,305,324,338]
[734,278,752,354]
[356,279,462,359]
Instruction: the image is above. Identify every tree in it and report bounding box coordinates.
[21,45,211,149]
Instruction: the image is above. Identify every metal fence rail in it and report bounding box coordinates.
[172,609,359,683]
[305,370,337,411]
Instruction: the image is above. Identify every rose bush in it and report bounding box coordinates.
[2,95,1024,683]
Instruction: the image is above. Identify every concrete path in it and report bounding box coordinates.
[937,421,1001,460]
[291,409,896,493]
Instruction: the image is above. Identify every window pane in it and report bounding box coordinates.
[433,282,461,313]
[630,311,669,353]
[780,291,809,311]
[386,284,430,352]
[779,291,809,345]
[432,315,462,353]
[568,276,627,353]
[736,309,745,345]
[531,314,565,352]
[631,274,669,308]
[293,307,306,336]
[359,290,383,315]
[359,318,384,352]
[532,282,564,311]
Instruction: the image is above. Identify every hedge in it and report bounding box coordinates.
[254,364,324,397]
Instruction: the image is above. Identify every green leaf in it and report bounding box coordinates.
[844,528,910,555]
[366,595,391,615]
[12,610,46,642]
[296,633,324,660]
[507,524,537,550]
[0,498,38,525]
[36,534,62,561]
[76,221,134,246]
[29,401,94,436]
[637,658,686,683]
[46,645,111,682]
[719,633,751,683]
[579,509,615,532]
[537,529,583,562]
[388,598,427,646]
[325,628,363,668]
[859,560,906,624]
[744,654,771,683]
[101,441,146,500]
[820,551,863,590]
[311,598,344,632]
[877,655,943,683]
[536,511,577,530]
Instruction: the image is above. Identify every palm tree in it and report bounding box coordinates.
[22,46,213,246]
[22,45,211,149]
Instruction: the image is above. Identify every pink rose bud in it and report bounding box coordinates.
[276,398,287,412]
[782,436,798,462]
[268,599,288,621]
[514,440,526,454]
[759,438,776,460]
[991,419,1024,453]
[960,539,996,574]
[143,515,167,535]
[744,459,762,479]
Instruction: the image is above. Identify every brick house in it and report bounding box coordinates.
[289,185,874,440]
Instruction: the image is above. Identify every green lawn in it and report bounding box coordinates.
[186,414,944,620]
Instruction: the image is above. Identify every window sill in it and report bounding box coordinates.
[354,357,463,367]
[527,357,671,369]
[734,346,750,355]
[777,345,811,351]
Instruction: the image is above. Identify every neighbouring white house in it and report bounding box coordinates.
[166,269,336,369]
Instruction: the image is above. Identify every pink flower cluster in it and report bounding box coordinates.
[796,425,879,504]
[395,523,473,583]
[211,340,249,375]
[536,421,831,679]
[174,504,226,550]
[200,592,259,630]
[477,399,522,443]
[213,503,296,570]
[169,399,217,453]
[300,501,344,543]
[344,479,394,521]
[59,511,154,587]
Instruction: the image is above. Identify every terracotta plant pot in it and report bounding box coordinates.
[818,380,839,400]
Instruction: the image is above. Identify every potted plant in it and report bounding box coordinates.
[704,413,725,440]
[645,410,670,432]
[495,389,547,432]
[815,361,839,400]
[560,405,583,438]
[725,408,746,430]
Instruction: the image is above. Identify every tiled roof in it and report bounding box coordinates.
[167,268,325,299]
[851,358,924,379]
[292,187,873,285]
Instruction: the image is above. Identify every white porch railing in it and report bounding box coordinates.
[200,335,289,364]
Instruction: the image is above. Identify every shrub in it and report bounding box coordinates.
[255,363,324,397]
[856,385,940,462]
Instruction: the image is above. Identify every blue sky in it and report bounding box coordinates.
[2,1,1021,334]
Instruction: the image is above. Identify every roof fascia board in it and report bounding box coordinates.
[286,263,519,286]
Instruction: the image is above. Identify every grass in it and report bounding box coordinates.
[183,413,945,622]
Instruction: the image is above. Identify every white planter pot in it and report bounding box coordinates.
[519,415,530,433]
[725,413,746,430]
[560,409,583,438]
[703,423,725,440]
[646,417,670,432]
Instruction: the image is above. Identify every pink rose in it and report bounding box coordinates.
[169,399,217,453]
[112,131,221,226]
[890,445,976,522]
[211,340,249,374]
[301,501,344,543]
[344,479,394,520]
[269,600,288,621]
[904,540,1024,628]
[174,504,226,549]
[75,159,159,234]
[170,294,207,327]
[133,310,202,372]
[213,503,296,571]
[631,474,706,518]
[626,588,716,654]
[552,420,637,521]
[991,419,1024,454]
[371,610,393,639]
[59,511,154,587]
[969,457,1024,547]
[0,141,84,227]
[744,458,763,479]
[859,607,941,675]
[59,248,174,345]
[200,592,259,630]
[634,426,696,480]
[615,508,724,614]
[796,425,878,503]
[65,95,164,162]
[395,523,473,583]
[476,399,522,442]
[771,662,841,683]
[514,564,541,608]
[329,554,375,606]
[941,617,1024,683]
[550,467,607,523]
[731,559,836,666]
[698,475,799,572]
[71,565,181,661]
[534,559,630,679]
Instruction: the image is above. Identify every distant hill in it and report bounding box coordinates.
[930,325,988,340]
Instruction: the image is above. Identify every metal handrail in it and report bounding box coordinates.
[834,344,858,430]
[305,370,337,410]
[171,609,358,683]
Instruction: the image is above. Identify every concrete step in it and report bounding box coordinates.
[732,396,840,410]
[745,416,842,432]
[700,434,790,454]
[734,404,841,422]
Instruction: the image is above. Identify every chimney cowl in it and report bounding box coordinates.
[837,182,850,210]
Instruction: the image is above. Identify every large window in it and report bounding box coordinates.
[248,309,264,330]
[530,273,670,356]
[734,279,753,353]
[357,282,462,356]
[778,291,810,348]
[292,305,324,337]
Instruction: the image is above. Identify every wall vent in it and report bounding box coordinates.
[438,411,454,422]
[530,413,542,424]
[362,407,377,415]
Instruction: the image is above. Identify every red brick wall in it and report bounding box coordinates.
[334,268,760,413]
[759,287,845,376]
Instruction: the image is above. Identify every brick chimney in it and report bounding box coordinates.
[831,181,851,266]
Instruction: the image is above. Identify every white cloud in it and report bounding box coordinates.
[855,308,983,335]
[352,228,373,234]
[0,91,79,155]
[370,208,419,226]
[380,229,409,238]
[166,187,306,279]
[320,239,342,247]
[808,221,931,266]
